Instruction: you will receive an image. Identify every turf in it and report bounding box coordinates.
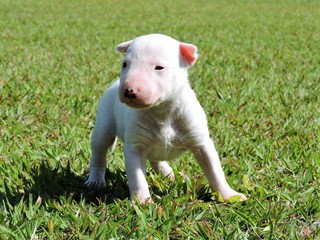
[0,0,319,239]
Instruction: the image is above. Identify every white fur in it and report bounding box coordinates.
[85,34,246,203]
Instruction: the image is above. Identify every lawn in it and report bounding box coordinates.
[0,0,319,239]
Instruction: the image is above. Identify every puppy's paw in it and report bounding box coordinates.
[230,193,247,202]
[221,190,247,202]
[166,171,175,181]
[132,196,153,205]
[85,177,107,189]
[130,189,153,204]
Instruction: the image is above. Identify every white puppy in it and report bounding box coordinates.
[85,34,247,203]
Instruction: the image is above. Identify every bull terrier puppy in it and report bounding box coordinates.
[85,34,247,203]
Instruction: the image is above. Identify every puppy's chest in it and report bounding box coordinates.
[159,125,180,145]
[146,124,187,160]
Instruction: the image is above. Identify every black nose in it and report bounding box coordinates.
[124,89,136,99]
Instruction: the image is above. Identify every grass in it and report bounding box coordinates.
[0,0,319,238]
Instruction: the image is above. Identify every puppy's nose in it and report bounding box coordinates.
[124,89,136,99]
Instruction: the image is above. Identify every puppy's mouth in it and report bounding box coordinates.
[120,92,161,109]
[125,101,152,109]
[120,96,163,110]
[119,86,165,109]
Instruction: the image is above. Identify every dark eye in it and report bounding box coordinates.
[122,62,127,68]
[154,66,164,70]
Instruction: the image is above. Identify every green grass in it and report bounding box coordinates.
[1,0,319,239]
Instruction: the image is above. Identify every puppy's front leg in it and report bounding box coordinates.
[192,139,247,201]
[85,127,113,189]
[124,144,151,203]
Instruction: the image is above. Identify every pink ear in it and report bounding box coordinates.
[179,43,198,66]
[116,40,133,53]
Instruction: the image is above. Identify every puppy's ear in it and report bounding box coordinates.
[116,40,133,53]
[179,43,198,67]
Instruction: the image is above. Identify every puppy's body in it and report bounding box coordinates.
[85,34,246,203]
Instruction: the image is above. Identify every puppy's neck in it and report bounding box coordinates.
[139,85,191,123]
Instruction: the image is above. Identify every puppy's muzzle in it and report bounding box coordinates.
[124,89,136,99]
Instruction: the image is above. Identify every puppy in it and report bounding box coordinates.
[85,34,247,203]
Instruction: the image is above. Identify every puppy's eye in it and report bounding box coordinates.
[154,66,164,70]
[122,62,127,68]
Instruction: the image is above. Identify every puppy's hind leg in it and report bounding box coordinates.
[150,161,175,181]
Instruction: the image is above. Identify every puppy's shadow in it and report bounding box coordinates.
[0,162,129,206]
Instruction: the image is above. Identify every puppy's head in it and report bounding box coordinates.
[116,34,198,109]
